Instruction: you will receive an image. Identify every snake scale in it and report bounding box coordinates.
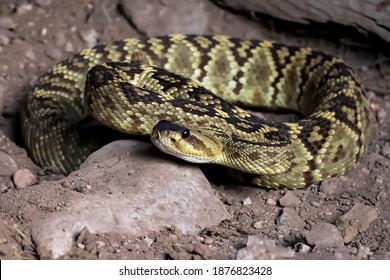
[21,34,370,189]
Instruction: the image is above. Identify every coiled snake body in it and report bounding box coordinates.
[21,35,370,189]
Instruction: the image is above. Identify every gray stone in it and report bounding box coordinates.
[376,190,387,202]
[319,176,351,194]
[64,42,74,53]
[279,191,301,207]
[0,218,23,259]
[1,177,10,192]
[54,32,66,46]
[143,236,154,248]
[0,151,18,176]
[87,0,117,32]
[119,0,208,36]
[13,168,37,189]
[0,34,10,47]
[380,143,390,158]
[253,221,263,229]
[45,47,62,60]
[304,222,343,248]
[266,197,277,205]
[78,28,99,48]
[30,140,230,258]
[377,107,387,124]
[25,49,36,60]
[0,17,16,29]
[242,197,252,205]
[216,0,390,44]
[294,242,311,253]
[309,200,321,208]
[276,208,306,231]
[34,0,53,6]
[236,236,294,260]
[336,204,378,244]
[356,243,373,259]
[16,4,33,15]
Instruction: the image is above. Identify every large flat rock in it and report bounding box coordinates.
[4,140,230,259]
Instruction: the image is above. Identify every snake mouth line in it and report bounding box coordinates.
[150,129,178,158]
[150,128,214,164]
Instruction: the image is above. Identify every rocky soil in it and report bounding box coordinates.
[0,0,389,260]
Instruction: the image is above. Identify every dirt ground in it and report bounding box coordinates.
[0,0,389,260]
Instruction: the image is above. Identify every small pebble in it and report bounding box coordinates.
[168,234,177,240]
[294,242,311,253]
[13,168,37,189]
[203,237,213,245]
[304,223,343,248]
[340,192,350,199]
[75,185,87,193]
[1,183,8,193]
[357,243,373,259]
[65,41,74,52]
[377,108,387,124]
[266,198,277,206]
[361,167,370,175]
[62,181,71,188]
[45,47,62,60]
[76,243,85,249]
[236,236,295,260]
[279,191,301,207]
[54,32,66,46]
[6,180,14,188]
[34,0,53,7]
[25,49,36,60]
[376,191,387,201]
[324,209,333,216]
[309,200,321,208]
[96,241,106,249]
[76,227,91,246]
[78,28,99,47]
[318,192,327,199]
[0,233,7,244]
[41,27,47,36]
[350,247,358,255]
[374,175,383,184]
[360,65,368,71]
[0,17,16,29]
[0,34,10,47]
[143,236,154,248]
[242,197,252,205]
[253,221,263,229]
[380,143,390,158]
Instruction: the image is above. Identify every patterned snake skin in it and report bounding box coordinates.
[21,35,370,189]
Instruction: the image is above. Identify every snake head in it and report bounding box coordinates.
[151,120,223,163]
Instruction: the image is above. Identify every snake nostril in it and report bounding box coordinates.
[171,138,176,143]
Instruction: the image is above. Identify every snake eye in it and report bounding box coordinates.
[181,129,190,139]
[171,138,176,143]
